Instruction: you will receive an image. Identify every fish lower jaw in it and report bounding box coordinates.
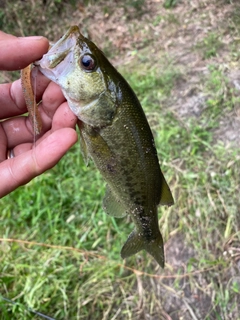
[67,96,100,124]
[63,96,83,119]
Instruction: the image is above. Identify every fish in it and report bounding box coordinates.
[35,26,174,267]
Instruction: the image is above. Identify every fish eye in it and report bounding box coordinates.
[80,54,96,71]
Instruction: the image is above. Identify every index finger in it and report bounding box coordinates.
[0,31,49,71]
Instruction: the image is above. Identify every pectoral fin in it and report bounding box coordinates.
[78,122,89,165]
[103,186,128,218]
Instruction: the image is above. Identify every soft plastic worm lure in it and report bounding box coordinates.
[21,65,42,135]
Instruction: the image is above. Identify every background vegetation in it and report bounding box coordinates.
[1,0,240,319]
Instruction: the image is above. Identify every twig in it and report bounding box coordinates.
[0,296,56,320]
[0,238,220,279]
[182,297,199,320]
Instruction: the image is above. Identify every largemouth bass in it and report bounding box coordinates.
[35,26,174,267]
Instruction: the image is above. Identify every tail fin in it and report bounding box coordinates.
[120,230,165,268]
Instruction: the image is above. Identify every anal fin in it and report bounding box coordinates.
[159,175,174,206]
[103,186,128,218]
[120,230,144,259]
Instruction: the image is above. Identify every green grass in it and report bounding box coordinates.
[1,0,240,319]
[163,0,178,9]
[120,58,182,108]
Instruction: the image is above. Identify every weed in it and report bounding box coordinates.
[0,0,76,38]
[230,6,240,28]
[152,14,163,27]
[126,0,146,11]
[195,32,223,59]
[203,64,238,129]
[164,0,178,9]
[120,58,182,108]
[166,12,180,24]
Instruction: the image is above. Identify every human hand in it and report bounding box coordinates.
[0,31,78,198]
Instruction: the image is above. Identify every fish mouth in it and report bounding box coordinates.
[34,26,81,69]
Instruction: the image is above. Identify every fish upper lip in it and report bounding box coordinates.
[33,60,40,66]
[34,26,80,68]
